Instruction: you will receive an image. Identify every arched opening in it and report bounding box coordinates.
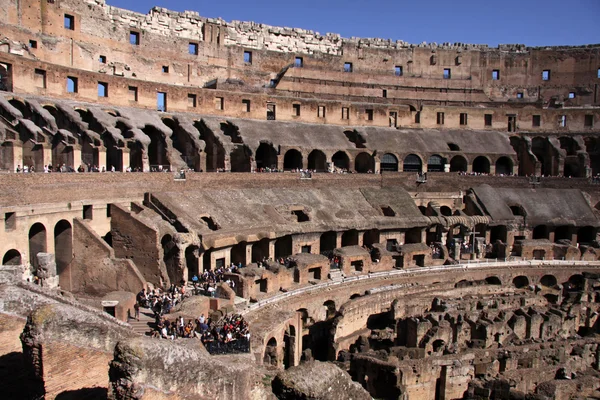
[263,337,278,366]
[559,137,579,156]
[432,339,446,353]
[341,230,358,247]
[331,151,349,171]
[380,153,398,172]
[577,226,596,244]
[567,274,585,291]
[255,142,278,170]
[405,227,423,244]
[185,246,199,281]
[495,157,513,175]
[283,325,297,369]
[103,136,122,172]
[323,300,336,319]
[427,154,445,172]
[320,231,337,254]
[472,156,490,174]
[2,249,21,265]
[252,238,270,263]
[513,275,530,289]
[51,134,74,171]
[194,120,225,172]
[485,276,502,285]
[54,220,72,288]
[440,206,452,217]
[585,137,600,175]
[230,145,252,172]
[283,149,302,170]
[363,229,380,248]
[540,275,557,288]
[532,137,557,176]
[403,154,422,172]
[231,241,247,267]
[350,293,361,299]
[355,152,374,173]
[161,234,179,285]
[162,118,201,171]
[307,150,326,172]
[532,225,549,240]
[554,226,571,242]
[490,225,507,243]
[29,223,47,269]
[143,125,170,170]
[418,206,427,216]
[275,235,293,259]
[450,155,468,172]
[128,141,144,171]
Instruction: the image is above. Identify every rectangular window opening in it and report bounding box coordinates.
[129,86,138,102]
[492,69,500,80]
[189,42,198,55]
[542,70,550,81]
[215,97,224,110]
[106,204,112,218]
[460,113,468,126]
[5,212,16,231]
[267,103,276,120]
[389,111,397,128]
[99,55,106,63]
[98,82,108,97]
[344,62,353,73]
[130,31,140,45]
[294,57,303,67]
[342,107,349,120]
[484,114,493,127]
[34,69,47,89]
[395,65,403,76]
[507,115,517,132]
[382,89,387,98]
[517,92,523,99]
[366,109,374,121]
[157,92,167,112]
[242,99,251,112]
[292,104,301,117]
[437,112,445,125]
[162,65,169,73]
[568,92,576,99]
[64,14,74,30]
[28,40,37,49]
[243,51,252,64]
[585,115,594,127]
[188,94,197,108]
[67,76,78,93]
[83,205,93,220]
[443,68,451,79]
[318,105,326,118]
[532,115,541,127]
[558,115,567,127]
[414,111,421,124]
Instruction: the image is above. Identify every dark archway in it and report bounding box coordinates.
[577,226,596,244]
[283,149,302,170]
[29,223,47,269]
[255,143,278,170]
[161,234,179,285]
[2,249,21,265]
[554,226,571,242]
[185,246,199,281]
[320,231,337,254]
[363,229,380,248]
[485,276,502,285]
[472,156,490,174]
[540,275,557,288]
[230,145,252,172]
[275,235,293,259]
[355,152,374,173]
[490,225,507,243]
[341,230,358,247]
[513,275,529,289]
[427,154,445,172]
[532,225,549,240]
[440,206,452,217]
[54,220,73,288]
[332,151,349,171]
[143,126,169,170]
[252,238,270,263]
[283,325,297,369]
[163,118,202,171]
[380,153,398,172]
[405,227,422,244]
[403,154,422,172]
[307,150,326,172]
[231,241,247,267]
[495,156,513,175]
[264,337,278,366]
[323,300,337,319]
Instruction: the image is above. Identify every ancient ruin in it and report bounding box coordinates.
[0,0,600,399]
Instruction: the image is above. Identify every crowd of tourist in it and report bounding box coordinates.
[135,286,188,318]
[190,264,240,296]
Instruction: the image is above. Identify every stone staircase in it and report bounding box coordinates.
[329,269,343,282]
[128,307,155,336]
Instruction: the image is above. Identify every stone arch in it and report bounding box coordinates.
[263,337,278,366]
[472,156,490,174]
[567,274,585,291]
[323,300,336,319]
[255,143,277,170]
[532,225,549,240]
[54,220,72,288]
[283,325,297,369]
[449,155,468,172]
[585,137,600,175]
[10,98,30,118]
[540,274,557,288]
[418,206,427,216]
[341,230,358,247]
[403,154,422,172]
[513,275,529,289]
[332,151,350,171]
[495,156,513,175]
[355,152,374,173]
[185,245,199,281]
[230,145,252,172]
[363,229,380,247]
[307,150,326,171]
[161,117,201,171]
[161,234,179,285]
[380,153,399,172]
[252,238,270,263]
[485,276,502,285]
[320,231,337,254]
[532,136,557,176]
[350,293,361,299]
[427,154,445,172]
[143,125,169,170]
[283,149,302,170]
[2,249,21,265]
[29,223,47,269]
[440,206,452,217]
[558,136,579,156]
[275,235,293,259]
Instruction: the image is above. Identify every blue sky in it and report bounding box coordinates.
[108,0,600,47]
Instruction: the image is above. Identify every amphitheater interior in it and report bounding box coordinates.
[1,1,600,399]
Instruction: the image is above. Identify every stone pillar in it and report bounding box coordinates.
[268,240,275,260]
[422,163,428,173]
[98,147,107,171]
[374,158,381,174]
[336,232,343,249]
[348,156,355,172]
[122,149,130,171]
[42,144,52,170]
[12,143,23,172]
[357,232,364,247]
[489,164,496,175]
[200,152,207,172]
[420,229,427,244]
[466,163,473,173]
[72,146,82,170]
[301,154,307,170]
[245,243,252,266]
[276,155,284,171]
